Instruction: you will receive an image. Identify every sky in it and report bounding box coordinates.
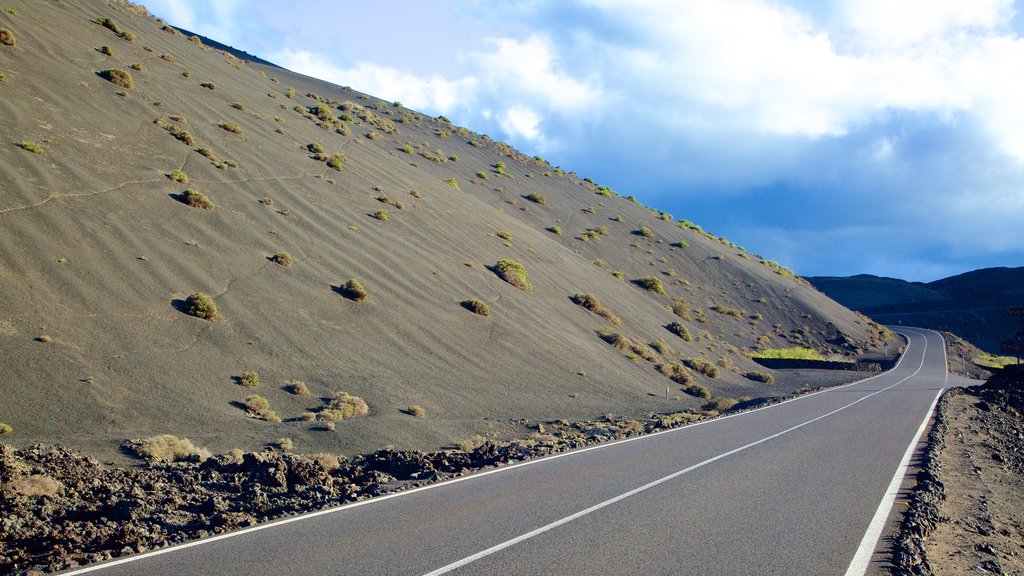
[144,0,1024,282]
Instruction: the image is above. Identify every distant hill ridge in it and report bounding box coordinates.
[809,267,1024,353]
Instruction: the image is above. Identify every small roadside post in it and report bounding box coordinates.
[1004,308,1024,365]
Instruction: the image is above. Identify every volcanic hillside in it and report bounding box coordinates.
[0,0,891,459]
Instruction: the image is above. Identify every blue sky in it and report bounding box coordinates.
[145,0,1024,282]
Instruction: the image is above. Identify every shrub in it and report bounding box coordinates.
[572,293,621,325]
[685,357,720,378]
[711,304,744,317]
[651,338,673,356]
[219,121,242,134]
[323,391,369,419]
[548,225,562,235]
[200,82,216,90]
[749,347,824,360]
[637,226,654,238]
[635,276,665,294]
[525,192,547,204]
[744,371,775,384]
[496,230,513,242]
[185,291,217,320]
[494,259,531,291]
[444,178,460,190]
[238,371,259,387]
[407,405,426,418]
[659,363,692,385]
[276,437,293,451]
[339,279,368,302]
[461,299,491,316]
[371,209,389,222]
[671,241,689,249]
[168,169,188,183]
[125,434,211,462]
[401,144,414,154]
[98,45,113,56]
[17,141,44,155]
[458,434,487,452]
[271,252,293,267]
[95,17,122,35]
[183,189,214,209]
[98,68,133,89]
[244,394,280,422]
[0,422,11,434]
[286,381,310,395]
[703,397,738,412]
[284,87,295,98]
[684,382,711,399]
[161,53,176,62]
[231,102,245,110]
[130,63,142,71]
[670,298,692,320]
[612,214,623,222]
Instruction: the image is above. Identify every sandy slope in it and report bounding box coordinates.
[0,0,888,461]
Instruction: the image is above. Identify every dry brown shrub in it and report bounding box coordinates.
[125,434,211,462]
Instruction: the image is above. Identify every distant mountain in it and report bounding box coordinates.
[808,267,1024,354]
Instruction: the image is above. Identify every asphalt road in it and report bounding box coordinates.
[69,328,951,576]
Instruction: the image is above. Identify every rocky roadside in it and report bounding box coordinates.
[1,409,723,575]
[892,365,1024,575]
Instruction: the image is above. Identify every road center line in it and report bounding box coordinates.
[421,335,929,576]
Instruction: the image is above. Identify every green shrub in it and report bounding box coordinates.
[185,292,218,320]
[339,279,368,302]
[525,192,547,204]
[635,276,665,294]
[702,397,737,412]
[98,45,114,56]
[496,230,513,242]
[322,391,369,419]
[407,405,426,418]
[651,338,673,356]
[611,214,623,222]
[666,322,693,342]
[372,209,389,222]
[685,357,720,378]
[0,423,11,434]
[494,259,531,291]
[219,121,242,134]
[238,371,260,387]
[200,82,216,90]
[461,299,491,316]
[744,371,775,384]
[711,304,744,317]
[401,144,414,154]
[98,68,134,89]
[125,434,210,462]
[637,226,654,238]
[684,382,711,399]
[444,178,460,190]
[671,241,689,249]
[271,252,293,267]
[168,169,188,183]
[749,347,824,360]
[231,102,245,110]
[287,381,310,395]
[659,362,692,386]
[660,212,673,221]
[670,298,692,320]
[476,171,490,180]
[183,189,214,209]
[17,141,44,155]
[572,293,621,325]
[244,394,281,422]
[285,87,295,98]
[548,225,562,235]
[161,53,175,62]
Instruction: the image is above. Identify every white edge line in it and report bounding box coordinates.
[843,328,946,576]
[422,332,930,575]
[63,331,919,575]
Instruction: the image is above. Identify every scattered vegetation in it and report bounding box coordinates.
[670,298,692,320]
[685,357,720,378]
[185,292,218,320]
[684,382,711,399]
[973,355,1018,369]
[317,391,369,421]
[711,304,744,317]
[218,121,242,135]
[524,192,547,204]
[461,299,491,316]
[444,178,460,190]
[572,293,621,325]
[749,347,825,360]
[702,397,738,412]
[183,189,214,209]
[17,141,45,155]
[244,394,281,422]
[238,371,260,387]
[495,230,513,242]
[339,279,368,302]
[744,371,776,384]
[493,259,532,291]
[458,434,488,452]
[98,68,134,89]
[634,276,665,294]
[637,226,654,238]
[124,435,210,462]
[371,209,390,222]
[168,170,188,184]
[548,225,562,235]
[270,252,293,267]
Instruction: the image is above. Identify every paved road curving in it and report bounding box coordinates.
[68,328,953,576]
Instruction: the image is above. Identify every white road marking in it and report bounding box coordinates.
[421,334,930,576]
[843,329,947,576]
[64,333,918,576]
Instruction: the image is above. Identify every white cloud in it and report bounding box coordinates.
[499,106,543,142]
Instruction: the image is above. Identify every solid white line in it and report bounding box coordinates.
[63,332,919,576]
[842,329,947,576]
[421,334,930,576]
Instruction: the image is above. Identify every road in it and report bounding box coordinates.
[68,328,953,576]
